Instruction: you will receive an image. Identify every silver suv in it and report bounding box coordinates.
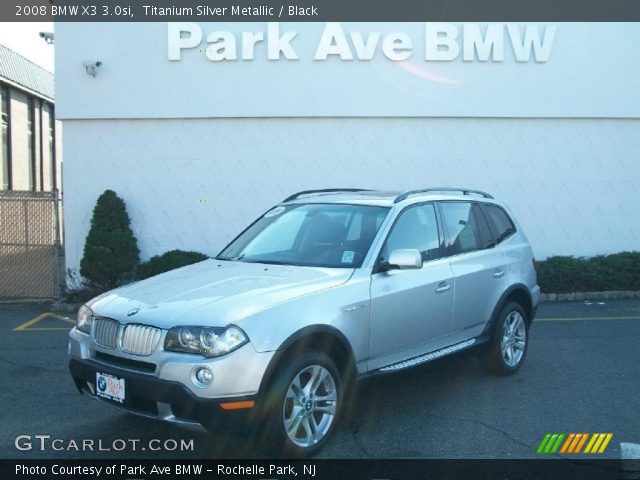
[68,188,539,456]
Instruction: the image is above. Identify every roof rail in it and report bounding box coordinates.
[282,188,372,203]
[394,187,494,203]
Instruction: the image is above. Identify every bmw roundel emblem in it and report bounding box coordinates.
[97,376,107,392]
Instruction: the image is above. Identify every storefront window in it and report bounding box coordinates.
[48,105,55,191]
[0,84,10,190]
[28,96,35,190]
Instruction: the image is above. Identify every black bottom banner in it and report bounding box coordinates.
[5,459,640,480]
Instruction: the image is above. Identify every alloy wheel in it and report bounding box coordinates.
[500,311,526,367]
[282,364,338,448]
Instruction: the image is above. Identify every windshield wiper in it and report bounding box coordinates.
[242,259,288,266]
[215,253,246,261]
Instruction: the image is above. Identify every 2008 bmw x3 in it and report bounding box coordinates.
[68,187,539,456]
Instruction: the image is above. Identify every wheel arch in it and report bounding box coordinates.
[258,325,357,398]
[481,284,534,340]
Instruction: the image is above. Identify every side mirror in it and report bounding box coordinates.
[382,249,423,271]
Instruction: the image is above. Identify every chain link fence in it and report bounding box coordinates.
[0,190,63,299]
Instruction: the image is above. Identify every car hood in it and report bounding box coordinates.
[88,259,354,329]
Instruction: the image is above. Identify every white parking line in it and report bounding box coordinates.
[621,443,640,459]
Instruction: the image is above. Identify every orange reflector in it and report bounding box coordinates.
[220,400,255,410]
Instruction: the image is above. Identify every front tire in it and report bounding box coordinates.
[484,302,529,375]
[263,351,343,457]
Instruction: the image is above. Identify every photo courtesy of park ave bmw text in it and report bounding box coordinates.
[57,22,639,269]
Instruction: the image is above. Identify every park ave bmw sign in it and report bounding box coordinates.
[168,22,556,62]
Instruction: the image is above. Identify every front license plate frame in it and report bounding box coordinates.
[95,372,126,404]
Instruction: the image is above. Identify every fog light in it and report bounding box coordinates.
[193,367,213,387]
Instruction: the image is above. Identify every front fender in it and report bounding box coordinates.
[237,273,371,367]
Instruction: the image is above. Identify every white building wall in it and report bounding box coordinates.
[55,23,640,120]
[55,22,640,275]
[62,116,640,274]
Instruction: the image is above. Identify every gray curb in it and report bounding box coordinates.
[540,291,640,302]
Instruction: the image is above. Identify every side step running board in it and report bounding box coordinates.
[378,339,477,372]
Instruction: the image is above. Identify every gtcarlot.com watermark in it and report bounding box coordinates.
[15,434,194,452]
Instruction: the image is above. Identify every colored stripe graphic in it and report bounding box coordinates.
[584,434,599,453]
[574,433,589,453]
[544,434,559,453]
[537,434,552,453]
[538,433,612,454]
[537,433,565,454]
[566,433,587,453]
[591,434,606,453]
[550,434,565,453]
[585,433,614,454]
[560,433,576,453]
[597,434,613,453]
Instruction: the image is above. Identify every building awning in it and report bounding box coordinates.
[0,44,54,101]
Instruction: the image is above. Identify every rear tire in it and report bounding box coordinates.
[484,301,529,375]
[262,351,343,458]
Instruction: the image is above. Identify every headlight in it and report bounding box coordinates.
[164,325,248,357]
[76,305,93,334]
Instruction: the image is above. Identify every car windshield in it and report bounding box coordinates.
[217,203,390,268]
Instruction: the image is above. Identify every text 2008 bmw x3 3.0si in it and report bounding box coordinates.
[68,187,540,457]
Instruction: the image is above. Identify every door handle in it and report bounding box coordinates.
[493,269,505,279]
[435,282,452,294]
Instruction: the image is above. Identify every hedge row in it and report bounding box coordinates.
[78,190,208,293]
[138,250,209,279]
[536,252,640,294]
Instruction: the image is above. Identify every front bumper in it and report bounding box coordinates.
[69,357,258,432]
[68,327,275,431]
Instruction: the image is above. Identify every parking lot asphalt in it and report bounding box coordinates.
[0,299,638,459]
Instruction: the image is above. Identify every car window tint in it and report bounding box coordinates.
[484,204,516,244]
[218,204,390,268]
[474,205,495,249]
[440,202,489,255]
[382,204,441,262]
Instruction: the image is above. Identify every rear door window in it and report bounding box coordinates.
[440,202,493,256]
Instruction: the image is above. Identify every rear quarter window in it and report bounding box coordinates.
[483,204,516,244]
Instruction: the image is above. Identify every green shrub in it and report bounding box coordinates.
[138,250,209,279]
[536,252,640,293]
[80,190,140,290]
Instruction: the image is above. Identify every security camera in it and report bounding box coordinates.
[82,61,102,77]
[39,32,54,44]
